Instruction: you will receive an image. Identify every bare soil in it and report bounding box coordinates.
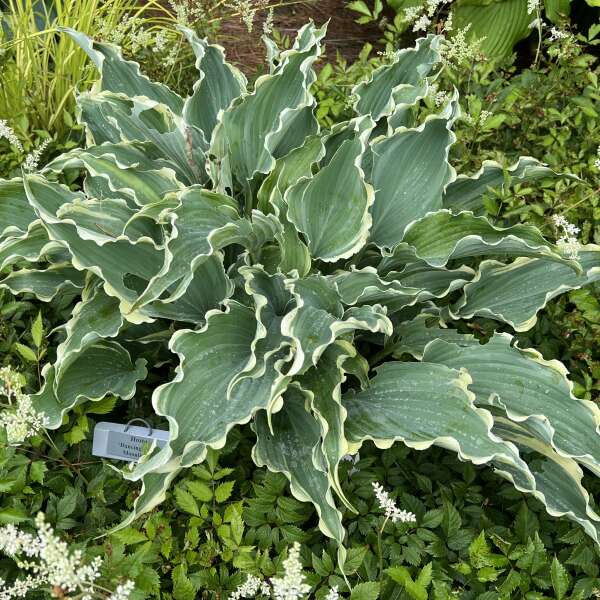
[216,0,384,75]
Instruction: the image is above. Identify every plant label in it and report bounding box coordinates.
[92,421,169,462]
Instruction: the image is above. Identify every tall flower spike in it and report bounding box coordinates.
[372,482,417,524]
[0,120,23,152]
[270,542,311,600]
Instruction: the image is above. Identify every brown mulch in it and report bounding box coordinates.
[216,0,385,75]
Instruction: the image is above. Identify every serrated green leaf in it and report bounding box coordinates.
[175,487,200,516]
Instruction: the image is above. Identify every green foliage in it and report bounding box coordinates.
[1,24,600,568]
[350,0,575,57]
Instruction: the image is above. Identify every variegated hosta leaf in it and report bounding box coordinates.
[53,278,123,389]
[342,361,533,473]
[452,247,600,331]
[211,22,325,183]
[369,95,459,249]
[331,265,472,314]
[63,28,184,114]
[443,158,571,213]
[255,137,325,275]
[493,418,600,544]
[0,179,37,237]
[392,209,571,268]
[0,265,85,301]
[44,144,182,207]
[422,334,600,477]
[151,300,291,471]
[33,342,146,428]
[0,222,61,270]
[180,27,247,149]
[353,34,441,122]
[253,392,346,560]
[146,254,233,323]
[298,340,357,511]
[282,274,392,376]
[287,117,374,262]
[393,313,475,359]
[22,176,165,321]
[130,187,280,309]
[443,157,576,213]
[77,91,205,185]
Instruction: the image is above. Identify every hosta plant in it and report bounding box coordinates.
[1,24,600,566]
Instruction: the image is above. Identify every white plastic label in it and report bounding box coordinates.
[92,421,168,462]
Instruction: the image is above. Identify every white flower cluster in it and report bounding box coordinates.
[169,0,206,27]
[271,543,311,600]
[0,366,49,445]
[109,580,136,600]
[595,146,600,170]
[372,482,417,524]
[0,514,134,600]
[94,14,180,65]
[229,543,310,599]
[427,83,450,107]
[403,0,450,32]
[231,574,271,599]
[23,139,50,172]
[549,26,569,41]
[0,575,45,599]
[441,23,486,67]
[227,0,270,33]
[527,0,540,15]
[552,214,580,259]
[464,110,492,127]
[0,120,23,152]
[547,26,578,60]
[325,587,340,600]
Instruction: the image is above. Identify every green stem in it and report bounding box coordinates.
[378,516,389,581]
[534,7,542,68]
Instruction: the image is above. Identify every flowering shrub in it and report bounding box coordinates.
[1,23,600,569]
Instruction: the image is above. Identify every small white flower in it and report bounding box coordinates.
[549,26,569,41]
[403,6,421,23]
[270,542,311,600]
[441,24,486,67]
[594,146,600,170]
[425,0,443,16]
[372,482,417,524]
[0,120,23,152]
[527,0,540,15]
[0,514,108,597]
[435,90,450,106]
[528,17,545,29]
[108,580,135,600]
[263,7,274,35]
[552,214,580,259]
[230,574,264,599]
[412,14,431,32]
[325,587,340,600]
[444,11,453,32]
[23,139,50,172]
[0,367,49,445]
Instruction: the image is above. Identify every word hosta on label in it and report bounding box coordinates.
[1,24,600,563]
